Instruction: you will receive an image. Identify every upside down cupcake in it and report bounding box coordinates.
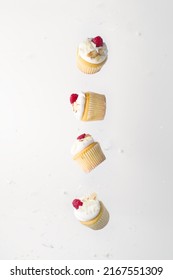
[77,36,108,74]
[72,193,109,230]
[70,92,106,121]
[71,133,106,173]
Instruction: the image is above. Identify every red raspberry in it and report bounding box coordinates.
[70,93,78,104]
[77,133,86,140]
[72,199,83,209]
[91,36,103,47]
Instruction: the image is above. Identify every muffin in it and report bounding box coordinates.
[72,193,109,230]
[76,36,108,74]
[71,133,106,173]
[70,92,106,121]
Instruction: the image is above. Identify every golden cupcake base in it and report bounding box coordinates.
[82,92,106,121]
[73,142,106,173]
[80,201,109,230]
[76,51,107,74]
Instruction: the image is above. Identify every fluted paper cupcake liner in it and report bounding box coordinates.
[80,201,109,230]
[76,52,106,74]
[82,92,106,121]
[73,142,106,173]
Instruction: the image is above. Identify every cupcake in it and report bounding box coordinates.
[76,36,108,74]
[71,133,106,173]
[70,92,106,121]
[72,193,109,230]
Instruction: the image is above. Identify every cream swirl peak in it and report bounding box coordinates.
[78,36,108,64]
[72,193,101,222]
[70,93,85,120]
[71,133,94,156]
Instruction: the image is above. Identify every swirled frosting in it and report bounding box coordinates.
[71,133,94,156]
[70,92,85,120]
[72,193,100,222]
[78,37,108,64]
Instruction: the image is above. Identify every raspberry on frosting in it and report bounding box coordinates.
[70,93,78,104]
[72,199,83,209]
[77,133,86,140]
[91,36,103,47]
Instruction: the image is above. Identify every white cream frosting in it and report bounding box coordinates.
[78,38,108,64]
[74,194,101,222]
[71,134,94,156]
[72,93,86,120]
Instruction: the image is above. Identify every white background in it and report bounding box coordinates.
[0,0,173,260]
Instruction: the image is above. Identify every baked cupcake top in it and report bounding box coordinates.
[70,93,85,120]
[78,36,108,64]
[72,193,100,221]
[71,133,94,156]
